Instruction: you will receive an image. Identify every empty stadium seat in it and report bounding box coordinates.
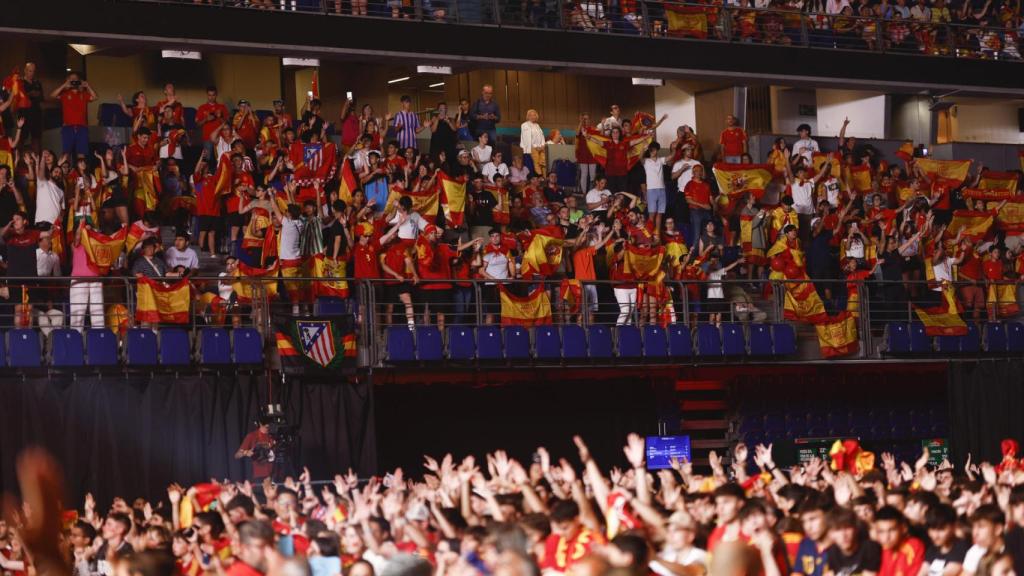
[695,324,722,356]
[86,329,119,366]
[936,334,961,353]
[503,326,531,359]
[447,326,475,360]
[748,324,772,356]
[476,326,503,360]
[1008,322,1024,352]
[642,325,668,358]
[0,330,5,366]
[617,325,642,358]
[721,323,746,356]
[386,326,415,362]
[962,322,980,353]
[985,322,1008,352]
[50,329,84,367]
[159,328,192,365]
[126,328,159,365]
[885,322,910,353]
[909,322,932,352]
[771,324,796,355]
[9,329,42,368]
[587,325,613,358]
[534,325,561,359]
[233,328,264,364]
[562,325,587,359]
[200,328,232,364]
[667,324,693,357]
[314,297,348,316]
[415,327,443,361]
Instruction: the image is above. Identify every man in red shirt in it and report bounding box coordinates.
[153,82,184,127]
[340,97,360,155]
[49,71,96,158]
[192,155,220,258]
[234,99,260,150]
[126,128,160,217]
[196,86,229,161]
[719,114,748,164]
[235,421,274,480]
[542,500,604,574]
[956,238,985,321]
[875,506,925,576]
[225,521,274,576]
[684,164,713,248]
[415,224,479,330]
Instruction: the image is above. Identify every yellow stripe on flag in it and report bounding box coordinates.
[914,285,967,336]
[665,5,708,38]
[81,226,127,275]
[233,262,280,302]
[987,283,1020,318]
[438,171,468,227]
[135,277,191,324]
[520,225,564,278]
[623,244,665,281]
[712,163,774,198]
[815,312,859,358]
[996,197,1024,234]
[915,158,972,183]
[499,285,552,327]
[946,210,994,240]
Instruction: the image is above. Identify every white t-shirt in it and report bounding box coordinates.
[962,545,988,574]
[932,257,953,291]
[482,162,509,183]
[482,251,510,282]
[389,211,428,240]
[707,269,727,299]
[643,157,667,190]
[472,144,492,165]
[164,246,200,270]
[657,547,709,570]
[278,217,304,260]
[790,180,816,214]
[36,248,61,277]
[586,188,611,211]
[35,179,64,225]
[672,159,701,192]
[793,137,820,164]
[218,272,235,300]
[822,178,842,207]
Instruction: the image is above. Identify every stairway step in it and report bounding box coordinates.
[681,419,729,431]
[675,380,726,392]
[692,438,731,450]
[680,399,728,412]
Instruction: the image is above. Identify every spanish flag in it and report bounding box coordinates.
[963,188,1015,202]
[895,141,915,162]
[279,256,310,302]
[665,4,709,38]
[846,164,873,194]
[739,214,766,265]
[499,284,552,327]
[623,244,665,281]
[520,225,565,278]
[1019,151,1024,173]
[311,254,350,298]
[782,279,829,324]
[200,292,227,326]
[663,235,689,274]
[133,167,161,212]
[438,171,468,228]
[605,492,643,539]
[946,210,994,240]
[125,221,151,254]
[81,226,127,275]
[560,279,582,314]
[915,158,972,184]
[712,163,774,199]
[584,130,652,172]
[897,183,917,204]
[988,283,1020,318]
[914,285,967,336]
[338,158,358,204]
[213,152,234,196]
[233,261,280,302]
[996,197,1024,233]
[631,111,657,132]
[815,311,859,358]
[978,170,1019,192]
[487,184,510,225]
[135,276,191,324]
[384,184,440,223]
[812,152,841,178]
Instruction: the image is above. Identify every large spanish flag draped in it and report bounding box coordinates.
[915,158,972,184]
[311,254,350,298]
[337,158,358,204]
[233,261,279,302]
[815,311,860,358]
[623,244,665,281]
[914,285,968,336]
[988,282,1020,318]
[739,213,766,265]
[80,226,127,275]
[584,130,652,171]
[995,197,1024,234]
[438,171,468,228]
[712,163,773,199]
[487,184,510,225]
[135,277,191,324]
[946,210,994,240]
[767,237,829,324]
[978,170,1019,192]
[560,279,582,315]
[520,225,565,278]
[213,152,234,196]
[846,164,873,194]
[665,4,709,38]
[384,184,440,223]
[812,152,841,178]
[499,284,552,327]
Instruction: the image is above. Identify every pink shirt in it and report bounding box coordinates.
[71,244,99,278]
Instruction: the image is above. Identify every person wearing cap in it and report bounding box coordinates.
[793,123,820,165]
[350,220,380,326]
[233,99,259,150]
[165,230,199,274]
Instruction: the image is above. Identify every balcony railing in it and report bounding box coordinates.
[119,0,1023,62]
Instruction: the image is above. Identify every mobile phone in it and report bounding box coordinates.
[307,90,314,98]
[346,91,353,100]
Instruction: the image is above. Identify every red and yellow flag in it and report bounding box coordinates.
[384,184,440,223]
[623,244,665,282]
[995,197,1024,233]
[915,158,972,183]
[712,163,774,199]
[584,130,652,172]
[311,254,350,298]
[438,171,468,228]
[338,158,358,204]
[812,152,841,178]
[213,152,234,196]
[487,184,510,225]
[135,277,191,324]
[520,225,565,278]
[946,210,994,240]
[963,188,1015,202]
[310,69,320,99]
[988,283,1020,318]
[914,285,967,336]
[978,170,1019,192]
[81,226,127,275]
[847,164,873,194]
[560,279,582,315]
[499,285,552,327]
[233,261,279,302]
[815,311,859,358]
[665,4,709,38]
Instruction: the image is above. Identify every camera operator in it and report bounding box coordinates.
[50,70,97,159]
[235,419,274,481]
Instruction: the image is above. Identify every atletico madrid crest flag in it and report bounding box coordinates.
[274,316,357,370]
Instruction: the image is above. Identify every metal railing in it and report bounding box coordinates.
[121,0,1023,62]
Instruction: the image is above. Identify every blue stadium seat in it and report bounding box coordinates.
[1008,322,1024,352]
[748,324,772,356]
[415,327,443,361]
[503,326,531,359]
[936,334,961,353]
[909,322,932,353]
[476,326,503,360]
[642,325,668,358]
[562,325,587,359]
[667,324,693,357]
[200,328,232,364]
[86,329,119,366]
[985,322,1008,352]
[962,322,980,353]
[233,328,264,364]
[534,325,561,360]
[695,324,722,356]
[721,323,746,356]
[126,328,159,365]
[386,326,415,362]
[447,326,475,360]
[553,159,577,187]
[617,325,642,358]
[314,297,347,316]
[160,328,192,366]
[885,322,910,353]
[9,329,42,368]
[587,325,613,359]
[0,330,5,366]
[50,328,84,367]
[771,324,796,355]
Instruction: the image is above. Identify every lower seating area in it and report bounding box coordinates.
[384,323,797,362]
[884,321,1024,354]
[0,327,264,368]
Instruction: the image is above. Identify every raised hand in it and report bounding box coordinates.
[623,433,645,469]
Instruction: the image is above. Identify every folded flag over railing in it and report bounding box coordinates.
[135,277,191,324]
[275,316,357,369]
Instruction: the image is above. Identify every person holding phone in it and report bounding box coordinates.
[50,71,97,158]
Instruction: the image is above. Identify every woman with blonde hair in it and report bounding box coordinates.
[520,108,546,176]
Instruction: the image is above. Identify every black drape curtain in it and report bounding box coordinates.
[0,374,375,508]
[947,359,1024,465]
